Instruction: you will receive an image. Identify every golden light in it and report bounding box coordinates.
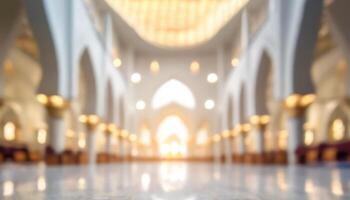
[3,122,16,141]
[300,94,316,107]
[4,59,13,75]
[129,134,137,142]
[222,130,231,138]
[242,123,251,132]
[213,134,221,142]
[331,119,345,141]
[207,73,218,83]
[66,129,75,138]
[2,181,14,197]
[250,115,270,126]
[190,61,200,74]
[140,128,151,145]
[204,99,215,110]
[78,134,86,149]
[231,58,239,67]
[78,177,86,190]
[79,115,99,125]
[196,129,209,145]
[37,176,46,192]
[36,94,48,105]
[121,129,129,138]
[150,60,160,74]
[331,171,344,196]
[304,130,314,146]
[131,73,142,83]
[113,58,122,68]
[278,130,288,150]
[50,95,65,107]
[37,128,47,144]
[157,115,189,158]
[304,179,315,193]
[105,0,249,47]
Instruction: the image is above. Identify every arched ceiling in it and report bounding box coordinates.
[105,0,249,48]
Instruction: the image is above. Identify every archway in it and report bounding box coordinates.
[157,115,189,158]
[152,79,195,110]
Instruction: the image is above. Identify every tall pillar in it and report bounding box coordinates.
[79,115,100,165]
[284,94,315,164]
[103,123,116,155]
[222,130,232,164]
[37,95,69,153]
[250,115,270,155]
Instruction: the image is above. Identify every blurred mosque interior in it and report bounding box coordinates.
[0,0,350,199]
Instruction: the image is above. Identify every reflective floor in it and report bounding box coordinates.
[0,162,350,200]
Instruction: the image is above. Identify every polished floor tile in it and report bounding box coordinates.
[0,162,349,200]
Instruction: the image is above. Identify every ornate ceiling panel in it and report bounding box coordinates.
[106,0,249,47]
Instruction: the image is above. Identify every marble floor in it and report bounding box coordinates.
[0,162,349,200]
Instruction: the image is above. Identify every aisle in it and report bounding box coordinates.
[0,162,349,199]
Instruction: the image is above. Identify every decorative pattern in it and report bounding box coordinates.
[105,0,249,47]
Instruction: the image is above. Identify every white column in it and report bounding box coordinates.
[253,128,264,154]
[105,132,112,154]
[48,116,66,153]
[287,115,304,164]
[86,128,97,165]
[237,134,245,156]
[223,137,232,163]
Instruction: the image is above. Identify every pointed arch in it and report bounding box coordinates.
[79,49,97,114]
[152,79,195,110]
[105,80,115,122]
[253,50,273,115]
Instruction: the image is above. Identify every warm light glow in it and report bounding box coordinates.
[105,0,249,47]
[3,122,15,141]
[78,178,86,190]
[136,100,146,110]
[78,134,86,149]
[37,176,46,192]
[152,79,195,109]
[141,173,151,192]
[304,130,314,146]
[207,73,218,83]
[304,179,315,193]
[204,99,215,110]
[3,181,14,197]
[36,94,48,105]
[231,58,239,67]
[213,134,221,142]
[150,60,160,74]
[37,129,47,144]
[331,171,344,196]
[278,130,288,150]
[157,115,188,157]
[131,73,142,83]
[50,95,65,107]
[140,128,151,145]
[66,129,75,138]
[331,119,345,141]
[159,163,187,192]
[196,129,208,145]
[129,134,137,142]
[190,61,200,74]
[113,58,122,68]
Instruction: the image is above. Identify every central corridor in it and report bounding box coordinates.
[0,162,349,200]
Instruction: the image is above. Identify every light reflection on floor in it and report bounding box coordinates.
[0,162,350,199]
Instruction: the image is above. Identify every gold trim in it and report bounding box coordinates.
[249,115,270,131]
[37,94,70,118]
[284,94,315,117]
[79,115,100,130]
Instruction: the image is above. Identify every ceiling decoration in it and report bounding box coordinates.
[105,0,249,48]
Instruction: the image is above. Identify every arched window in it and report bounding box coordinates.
[157,115,189,157]
[152,79,195,109]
